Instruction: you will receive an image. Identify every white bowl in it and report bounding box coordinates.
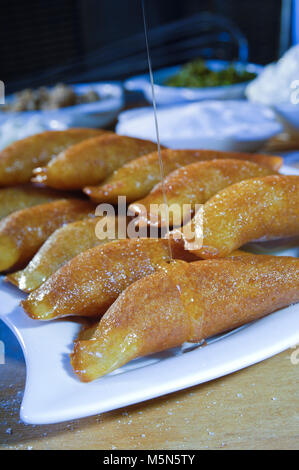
[116,100,282,153]
[0,82,124,130]
[125,61,263,106]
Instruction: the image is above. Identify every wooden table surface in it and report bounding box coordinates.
[0,329,298,450]
[0,138,299,451]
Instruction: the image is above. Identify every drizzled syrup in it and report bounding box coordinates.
[142,0,173,262]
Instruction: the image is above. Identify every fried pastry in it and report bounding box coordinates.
[0,185,73,220]
[0,199,95,271]
[175,175,299,258]
[7,216,127,292]
[71,255,299,381]
[22,238,196,320]
[84,149,283,204]
[0,128,104,186]
[129,159,276,226]
[32,134,158,190]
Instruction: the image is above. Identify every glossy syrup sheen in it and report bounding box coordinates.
[142,1,172,260]
[21,238,196,321]
[179,174,299,258]
[0,128,104,186]
[84,150,282,204]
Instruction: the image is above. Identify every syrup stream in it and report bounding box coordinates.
[141,0,173,261]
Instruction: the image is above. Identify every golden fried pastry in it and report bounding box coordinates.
[7,216,127,292]
[175,175,299,258]
[0,128,105,186]
[0,199,95,271]
[71,255,299,381]
[129,159,276,226]
[84,149,283,204]
[22,238,196,320]
[0,185,74,220]
[32,134,158,190]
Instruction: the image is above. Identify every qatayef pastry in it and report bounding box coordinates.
[32,134,159,190]
[129,159,276,226]
[21,238,196,320]
[0,185,73,220]
[71,255,299,381]
[7,216,127,292]
[175,175,299,258]
[0,199,95,271]
[0,128,105,186]
[84,149,283,204]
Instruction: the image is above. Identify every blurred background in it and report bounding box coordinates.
[0,0,298,152]
[1,0,295,92]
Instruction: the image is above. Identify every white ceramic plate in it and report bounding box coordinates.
[0,165,298,425]
[116,100,282,152]
[124,61,263,105]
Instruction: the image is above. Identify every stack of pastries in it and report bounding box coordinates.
[0,128,298,382]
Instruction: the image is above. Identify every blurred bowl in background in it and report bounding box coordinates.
[124,60,263,106]
[0,82,124,130]
[116,100,282,152]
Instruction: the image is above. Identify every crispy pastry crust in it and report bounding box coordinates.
[71,255,299,381]
[176,175,299,258]
[7,216,127,292]
[21,238,196,320]
[129,159,276,226]
[0,185,74,220]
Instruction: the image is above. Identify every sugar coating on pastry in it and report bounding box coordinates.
[0,199,95,271]
[7,216,127,292]
[0,185,73,220]
[21,238,196,320]
[32,134,158,190]
[176,174,299,258]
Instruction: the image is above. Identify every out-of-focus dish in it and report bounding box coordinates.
[125,60,263,105]
[116,100,283,152]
